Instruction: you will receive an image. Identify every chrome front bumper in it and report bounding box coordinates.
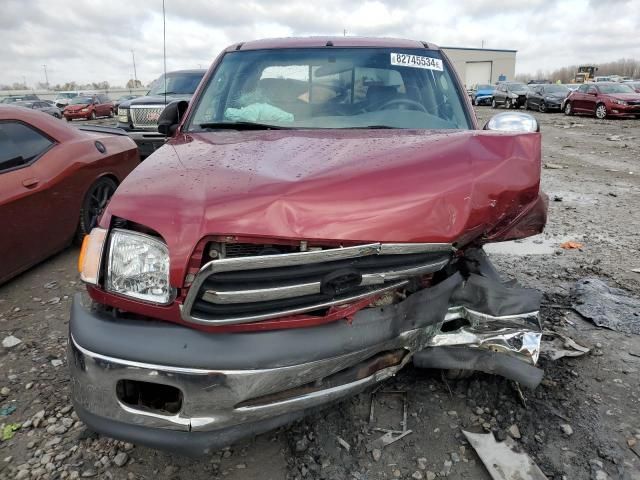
[69,307,541,446]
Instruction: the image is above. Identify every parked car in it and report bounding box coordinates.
[491,82,529,109]
[113,95,140,112]
[0,94,40,104]
[469,83,494,106]
[563,82,640,119]
[14,100,63,118]
[116,70,206,157]
[0,105,139,284]
[71,37,547,455]
[54,91,79,108]
[622,81,640,93]
[525,84,570,112]
[64,94,113,121]
[527,79,551,85]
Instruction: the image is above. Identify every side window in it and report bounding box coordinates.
[578,84,588,93]
[587,86,597,94]
[0,121,54,173]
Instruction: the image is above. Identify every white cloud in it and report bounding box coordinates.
[0,0,638,87]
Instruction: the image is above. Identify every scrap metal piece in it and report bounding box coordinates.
[572,278,640,335]
[463,431,547,480]
[371,429,413,449]
[541,331,590,361]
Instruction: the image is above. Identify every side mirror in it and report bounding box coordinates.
[484,112,539,133]
[158,100,189,136]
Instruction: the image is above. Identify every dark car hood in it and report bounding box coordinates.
[103,129,542,282]
[120,94,193,108]
[545,92,568,99]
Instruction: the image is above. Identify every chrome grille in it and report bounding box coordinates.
[130,105,165,129]
[181,243,453,326]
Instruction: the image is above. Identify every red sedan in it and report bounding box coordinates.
[564,82,640,119]
[0,105,139,284]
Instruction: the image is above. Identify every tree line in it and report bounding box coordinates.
[0,79,145,91]
[516,58,640,83]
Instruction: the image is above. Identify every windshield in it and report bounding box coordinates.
[70,96,93,105]
[148,72,205,96]
[187,48,471,130]
[477,84,493,90]
[15,101,35,108]
[57,93,77,99]
[506,83,527,91]
[598,84,634,94]
[544,85,569,93]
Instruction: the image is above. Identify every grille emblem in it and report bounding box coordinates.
[320,269,362,296]
[146,111,161,121]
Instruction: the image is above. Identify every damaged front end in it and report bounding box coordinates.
[69,241,542,455]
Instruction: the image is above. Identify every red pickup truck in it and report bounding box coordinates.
[70,37,547,455]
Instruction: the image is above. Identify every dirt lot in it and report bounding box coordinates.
[1,108,639,480]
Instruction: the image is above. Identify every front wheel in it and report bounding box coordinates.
[539,101,547,113]
[76,177,118,242]
[564,102,574,116]
[491,98,497,109]
[89,110,96,120]
[505,98,512,109]
[595,104,607,119]
[472,97,478,106]
[108,108,114,118]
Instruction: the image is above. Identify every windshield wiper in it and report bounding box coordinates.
[353,125,398,129]
[198,121,289,130]
[153,91,178,96]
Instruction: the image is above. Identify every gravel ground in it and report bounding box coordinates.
[1,108,639,480]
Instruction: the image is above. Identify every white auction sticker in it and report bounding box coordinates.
[390,53,443,71]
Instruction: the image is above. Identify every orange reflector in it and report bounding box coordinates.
[79,228,108,285]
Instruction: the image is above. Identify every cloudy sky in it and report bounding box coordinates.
[1,0,638,87]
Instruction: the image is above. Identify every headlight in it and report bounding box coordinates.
[117,107,130,123]
[612,99,627,105]
[81,108,89,112]
[105,229,172,304]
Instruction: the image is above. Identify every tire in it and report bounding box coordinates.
[109,108,114,118]
[472,97,477,106]
[89,110,96,120]
[564,102,574,116]
[539,101,547,113]
[595,103,607,119]
[66,117,71,122]
[505,98,512,109]
[76,177,118,242]
[524,101,529,110]
[491,98,497,109]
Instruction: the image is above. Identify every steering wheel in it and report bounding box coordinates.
[378,98,428,112]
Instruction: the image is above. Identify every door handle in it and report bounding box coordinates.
[22,178,39,188]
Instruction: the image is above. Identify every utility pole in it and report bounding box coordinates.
[481,40,485,49]
[42,64,49,88]
[343,29,347,36]
[131,49,138,86]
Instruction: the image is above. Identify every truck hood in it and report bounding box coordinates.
[103,129,542,283]
[120,94,193,108]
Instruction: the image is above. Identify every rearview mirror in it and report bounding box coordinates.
[484,112,539,133]
[157,100,189,136]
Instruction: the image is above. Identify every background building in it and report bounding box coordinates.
[441,47,516,87]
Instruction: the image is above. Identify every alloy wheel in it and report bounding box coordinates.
[595,104,607,119]
[564,102,573,116]
[539,101,547,113]
[506,98,512,109]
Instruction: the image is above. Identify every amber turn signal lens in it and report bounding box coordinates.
[79,228,108,285]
